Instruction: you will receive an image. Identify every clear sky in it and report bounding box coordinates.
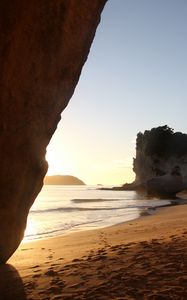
[46,0,187,185]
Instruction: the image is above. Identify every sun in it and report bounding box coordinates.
[46,146,75,175]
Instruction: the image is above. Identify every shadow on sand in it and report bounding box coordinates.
[0,264,26,300]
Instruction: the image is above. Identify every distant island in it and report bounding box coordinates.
[44,175,85,185]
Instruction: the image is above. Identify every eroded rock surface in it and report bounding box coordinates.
[133,126,187,193]
[0,0,107,262]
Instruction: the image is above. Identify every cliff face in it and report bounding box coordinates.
[0,0,107,262]
[133,126,187,186]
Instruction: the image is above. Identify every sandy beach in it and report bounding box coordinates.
[1,204,187,299]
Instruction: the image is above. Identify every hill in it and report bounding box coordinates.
[44,175,85,185]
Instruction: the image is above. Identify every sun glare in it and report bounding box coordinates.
[46,148,75,176]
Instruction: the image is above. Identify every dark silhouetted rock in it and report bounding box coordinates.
[133,126,187,196]
[0,0,107,262]
[147,167,185,197]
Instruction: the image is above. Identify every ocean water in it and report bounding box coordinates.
[24,185,174,242]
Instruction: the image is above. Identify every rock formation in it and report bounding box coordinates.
[0,0,107,262]
[146,167,185,197]
[133,126,187,194]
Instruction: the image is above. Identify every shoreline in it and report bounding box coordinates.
[23,196,187,243]
[4,204,187,299]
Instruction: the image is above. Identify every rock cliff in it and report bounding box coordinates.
[133,126,187,188]
[0,0,107,262]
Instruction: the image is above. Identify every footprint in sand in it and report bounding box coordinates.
[47,285,62,294]
[99,232,110,247]
[21,248,33,251]
[31,265,40,269]
[97,248,107,254]
[69,282,84,289]
[24,281,37,289]
[33,269,41,273]
[51,278,65,287]
[80,274,90,280]
[32,273,41,278]
[72,258,82,262]
[45,269,58,277]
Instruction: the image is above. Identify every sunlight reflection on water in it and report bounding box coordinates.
[23,185,171,242]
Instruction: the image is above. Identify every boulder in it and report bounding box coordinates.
[147,169,185,197]
[0,0,107,262]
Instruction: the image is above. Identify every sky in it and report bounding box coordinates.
[46,0,187,185]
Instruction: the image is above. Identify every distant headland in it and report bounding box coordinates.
[44,175,85,185]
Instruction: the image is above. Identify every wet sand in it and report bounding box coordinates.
[2,204,187,299]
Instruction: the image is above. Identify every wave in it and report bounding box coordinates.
[25,219,102,239]
[30,206,130,214]
[71,198,123,203]
[30,202,171,214]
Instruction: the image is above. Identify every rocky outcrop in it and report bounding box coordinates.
[133,126,187,194]
[146,170,185,197]
[0,0,107,262]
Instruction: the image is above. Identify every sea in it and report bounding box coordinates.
[23,185,179,242]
